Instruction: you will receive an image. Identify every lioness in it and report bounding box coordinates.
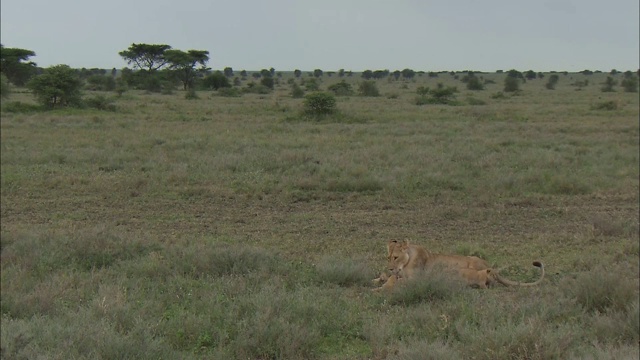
[379,240,544,289]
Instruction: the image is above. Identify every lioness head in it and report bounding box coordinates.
[387,240,410,274]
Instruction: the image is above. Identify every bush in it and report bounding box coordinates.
[303,92,336,116]
[415,83,458,105]
[260,77,275,90]
[358,80,380,97]
[466,76,484,90]
[303,78,320,91]
[621,76,638,92]
[416,86,430,95]
[27,64,83,108]
[290,83,304,98]
[601,76,617,92]
[327,80,354,96]
[217,87,242,97]
[504,76,520,92]
[243,82,271,94]
[84,94,117,111]
[546,74,560,89]
[202,71,231,90]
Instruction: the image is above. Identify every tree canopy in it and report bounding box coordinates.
[0,44,37,86]
[119,43,172,72]
[164,49,210,90]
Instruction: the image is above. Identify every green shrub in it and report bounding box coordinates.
[466,76,484,90]
[243,82,271,94]
[621,76,638,92]
[217,87,242,97]
[546,74,560,89]
[415,83,458,105]
[416,86,430,95]
[327,80,354,96]
[303,92,336,116]
[260,77,274,90]
[504,76,520,92]
[84,94,117,111]
[290,83,304,98]
[202,71,231,90]
[358,80,380,97]
[27,64,83,108]
[304,78,320,91]
[601,76,617,92]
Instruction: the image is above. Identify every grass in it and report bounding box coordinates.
[1,71,639,359]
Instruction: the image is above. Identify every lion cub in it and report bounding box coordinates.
[372,271,401,292]
[456,268,493,289]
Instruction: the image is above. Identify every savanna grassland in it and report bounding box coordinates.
[1,71,639,359]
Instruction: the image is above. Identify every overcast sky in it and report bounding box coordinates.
[1,0,638,72]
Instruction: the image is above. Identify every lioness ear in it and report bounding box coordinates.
[402,240,410,246]
[486,269,491,274]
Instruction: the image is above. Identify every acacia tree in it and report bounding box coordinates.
[164,50,210,90]
[0,44,37,86]
[119,43,172,72]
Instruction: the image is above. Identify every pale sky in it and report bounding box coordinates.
[1,0,638,72]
